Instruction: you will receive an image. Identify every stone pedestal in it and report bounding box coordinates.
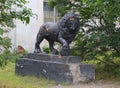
[15,53,95,83]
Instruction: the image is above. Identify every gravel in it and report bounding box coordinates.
[51,81,120,88]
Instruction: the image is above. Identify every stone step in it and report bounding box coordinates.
[15,54,95,83]
[15,58,73,83]
[22,53,82,64]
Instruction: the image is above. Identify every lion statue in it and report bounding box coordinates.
[34,12,80,56]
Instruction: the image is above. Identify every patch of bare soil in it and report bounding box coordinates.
[51,81,120,88]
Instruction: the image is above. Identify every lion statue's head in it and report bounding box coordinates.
[58,12,80,32]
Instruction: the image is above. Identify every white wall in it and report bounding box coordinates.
[9,0,47,52]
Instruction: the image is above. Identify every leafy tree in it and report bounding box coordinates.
[0,0,34,67]
[48,0,120,61]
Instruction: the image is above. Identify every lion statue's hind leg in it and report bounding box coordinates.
[34,28,45,53]
[45,38,59,55]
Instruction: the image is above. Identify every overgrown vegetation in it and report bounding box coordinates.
[0,0,34,67]
[48,0,120,79]
[48,0,120,58]
[82,57,120,81]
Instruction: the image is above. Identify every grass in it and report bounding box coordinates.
[0,52,120,88]
[0,62,55,88]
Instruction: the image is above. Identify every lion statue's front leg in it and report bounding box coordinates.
[58,31,70,56]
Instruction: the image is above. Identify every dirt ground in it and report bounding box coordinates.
[51,81,120,88]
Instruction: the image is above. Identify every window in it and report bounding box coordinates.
[43,0,59,23]
[44,2,53,11]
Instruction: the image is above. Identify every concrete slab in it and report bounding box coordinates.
[15,53,95,83]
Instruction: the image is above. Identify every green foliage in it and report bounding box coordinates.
[43,46,51,54]
[0,53,19,67]
[0,0,33,27]
[83,57,120,80]
[0,0,34,67]
[49,0,120,60]
[0,37,12,67]
[0,28,4,35]
[48,0,71,16]
[0,0,34,32]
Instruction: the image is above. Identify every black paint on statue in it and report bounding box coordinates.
[34,12,80,56]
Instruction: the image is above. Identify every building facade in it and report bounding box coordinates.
[9,0,58,52]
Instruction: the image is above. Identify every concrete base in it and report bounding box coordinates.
[15,53,95,83]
